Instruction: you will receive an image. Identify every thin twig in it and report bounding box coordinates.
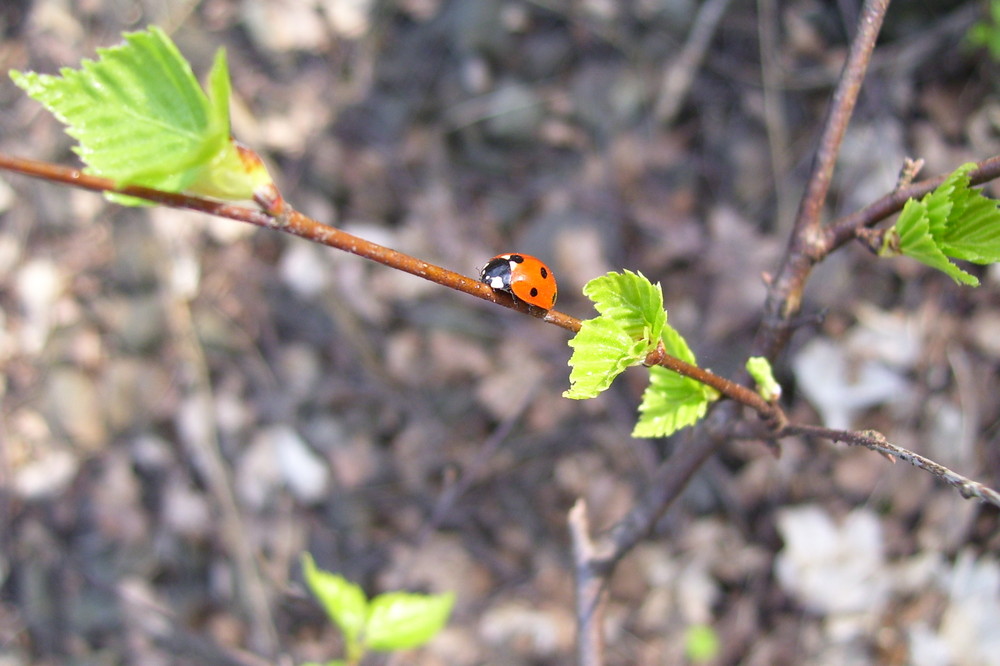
[0,153,547,318]
[757,0,796,231]
[784,425,1000,508]
[758,0,891,358]
[578,0,897,616]
[7,151,998,513]
[167,293,278,655]
[596,431,727,569]
[825,154,1000,247]
[0,152,780,420]
[654,0,734,125]
[792,0,890,239]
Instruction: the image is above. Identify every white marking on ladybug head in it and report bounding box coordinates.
[487,276,506,289]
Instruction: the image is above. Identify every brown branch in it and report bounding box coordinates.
[825,154,1000,247]
[0,152,557,321]
[574,0,898,617]
[648,345,776,417]
[598,430,727,567]
[783,424,1000,508]
[757,0,891,359]
[0,152,785,420]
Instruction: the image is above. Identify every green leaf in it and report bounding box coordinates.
[967,1,1000,60]
[632,362,715,439]
[583,270,666,344]
[893,198,979,286]
[10,26,272,205]
[934,165,1000,263]
[364,591,454,652]
[565,271,670,400]
[746,356,781,402]
[684,624,721,662]
[301,554,368,654]
[886,163,1000,286]
[564,316,650,399]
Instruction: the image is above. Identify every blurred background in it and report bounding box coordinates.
[1,1,998,664]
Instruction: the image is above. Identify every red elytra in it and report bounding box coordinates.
[480,253,558,310]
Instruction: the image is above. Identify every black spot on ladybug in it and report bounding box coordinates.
[510,254,524,263]
[530,287,539,297]
[539,267,548,279]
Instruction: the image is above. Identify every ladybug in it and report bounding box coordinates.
[480,253,557,310]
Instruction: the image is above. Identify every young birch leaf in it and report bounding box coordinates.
[301,554,368,653]
[364,591,455,652]
[633,324,717,438]
[746,356,781,402]
[183,49,275,202]
[935,165,1000,263]
[564,317,649,399]
[583,270,666,343]
[565,271,670,399]
[10,26,273,205]
[11,27,219,188]
[892,198,979,286]
[922,166,959,239]
[632,364,713,438]
[883,163,1000,285]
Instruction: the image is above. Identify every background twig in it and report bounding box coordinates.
[758,0,892,359]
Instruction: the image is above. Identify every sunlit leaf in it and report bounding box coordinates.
[364,591,454,651]
[684,624,721,662]
[301,554,368,652]
[893,197,978,286]
[583,270,666,344]
[10,26,273,206]
[746,356,781,402]
[632,363,714,438]
[564,316,649,399]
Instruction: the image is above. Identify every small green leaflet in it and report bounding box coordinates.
[582,269,667,342]
[302,553,367,659]
[632,327,717,439]
[565,270,715,437]
[365,591,455,651]
[301,553,454,660]
[10,26,273,205]
[967,0,1000,61]
[934,166,1000,262]
[746,356,781,402]
[883,163,1000,286]
[684,624,721,663]
[564,271,666,400]
[564,317,651,399]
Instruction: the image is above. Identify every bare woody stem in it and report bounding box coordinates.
[757,0,890,359]
[784,425,1000,507]
[0,152,779,421]
[825,154,1000,247]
